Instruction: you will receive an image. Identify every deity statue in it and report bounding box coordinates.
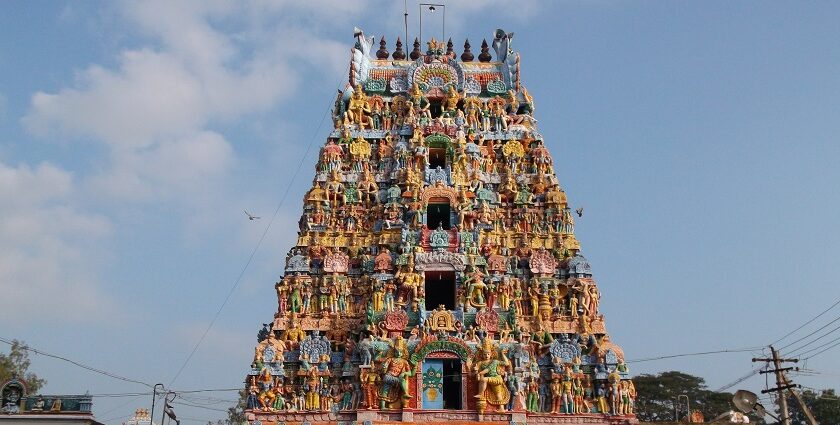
[444,85,461,112]
[349,136,372,172]
[464,268,487,309]
[473,338,511,414]
[361,367,379,409]
[282,313,306,348]
[345,84,372,128]
[374,247,393,272]
[304,366,321,410]
[550,374,563,414]
[256,366,276,411]
[253,330,287,369]
[378,337,415,409]
[325,169,345,206]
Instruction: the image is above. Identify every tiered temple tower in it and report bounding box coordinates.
[244,28,638,425]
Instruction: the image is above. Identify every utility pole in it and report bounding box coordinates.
[753,345,819,425]
[783,374,820,425]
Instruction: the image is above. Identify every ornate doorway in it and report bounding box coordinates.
[421,357,462,410]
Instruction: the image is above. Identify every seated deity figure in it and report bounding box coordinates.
[473,338,511,413]
[344,84,372,128]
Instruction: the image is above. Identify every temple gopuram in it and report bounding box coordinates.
[244,28,638,425]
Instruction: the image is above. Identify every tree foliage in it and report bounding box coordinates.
[0,340,46,394]
[225,389,246,425]
[632,371,737,422]
[784,388,840,425]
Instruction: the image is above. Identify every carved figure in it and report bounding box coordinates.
[473,338,511,414]
[378,337,415,409]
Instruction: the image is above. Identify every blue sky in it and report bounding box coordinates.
[1,1,839,423]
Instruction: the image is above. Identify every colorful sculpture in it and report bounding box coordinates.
[244,27,637,425]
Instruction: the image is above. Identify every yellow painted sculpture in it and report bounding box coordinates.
[473,338,511,414]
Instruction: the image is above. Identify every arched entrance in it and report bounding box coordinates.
[411,340,472,411]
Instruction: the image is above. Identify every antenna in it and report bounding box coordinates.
[404,0,408,47]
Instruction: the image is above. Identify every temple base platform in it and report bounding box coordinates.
[246,410,639,425]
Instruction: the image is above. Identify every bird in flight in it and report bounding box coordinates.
[244,210,261,220]
[575,207,584,217]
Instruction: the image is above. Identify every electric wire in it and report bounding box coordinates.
[770,297,840,346]
[172,400,230,413]
[783,321,840,356]
[0,336,153,388]
[802,338,840,361]
[789,333,840,358]
[167,91,335,388]
[777,313,840,352]
[714,367,763,393]
[626,347,760,363]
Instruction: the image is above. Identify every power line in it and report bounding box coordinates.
[0,337,153,388]
[173,388,242,394]
[167,93,335,387]
[172,400,230,413]
[789,333,840,358]
[626,347,760,363]
[802,338,840,361]
[778,313,840,352]
[770,297,840,346]
[714,367,763,393]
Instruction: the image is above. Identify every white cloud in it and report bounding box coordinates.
[22,2,301,203]
[0,161,114,324]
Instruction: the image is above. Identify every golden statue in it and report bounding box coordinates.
[282,313,306,347]
[444,85,461,111]
[344,84,372,128]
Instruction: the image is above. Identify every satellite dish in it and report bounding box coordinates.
[733,390,758,413]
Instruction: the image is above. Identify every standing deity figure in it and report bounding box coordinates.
[464,97,482,131]
[444,85,461,115]
[574,377,587,413]
[378,337,415,409]
[408,83,431,123]
[608,371,621,415]
[550,375,563,414]
[304,366,321,410]
[526,378,540,412]
[361,367,379,409]
[498,276,512,311]
[473,338,511,414]
[561,371,575,414]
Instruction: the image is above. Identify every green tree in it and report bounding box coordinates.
[224,389,246,425]
[0,340,46,393]
[784,388,840,425]
[632,371,745,422]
